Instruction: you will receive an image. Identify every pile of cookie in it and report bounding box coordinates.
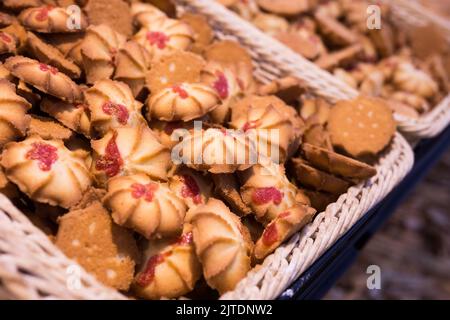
[219,0,450,119]
[0,0,395,299]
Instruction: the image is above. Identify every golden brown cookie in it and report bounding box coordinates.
[254,204,315,260]
[148,120,196,149]
[27,115,74,141]
[256,0,309,16]
[19,5,88,33]
[114,40,152,97]
[4,56,83,103]
[300,188,337,212]
[40,96,92,137]
[301,143,376,180]
[290,158,351,195]
[131,2,167,28]
[45,32,85,67]
[252,13,289,36]
[303,124,333,151]
[26,31,81,79]
[55,202,139,291]
[1,22,28,52]
[327,97,396,158]
[0,12,17,28]
[314,12,358,47]
[315,44,362,70]
[180,12,214,54]
[0,31,17,55]
[81,24,127,84]
[1,134,92,208]
[275,30,326,60]
[212,173,252,216]
[0,79,31,148]
[133,225,202,299]
[145,51,205,94]
[2,0,41,11]
[84,0,133,37]
[0,166,19,199]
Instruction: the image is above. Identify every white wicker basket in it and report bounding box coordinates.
[0,0,414,300]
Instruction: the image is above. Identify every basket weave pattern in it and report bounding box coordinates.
[0,0,415,300]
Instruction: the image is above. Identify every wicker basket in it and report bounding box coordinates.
[215,0,450,139]
[0,0,414,300]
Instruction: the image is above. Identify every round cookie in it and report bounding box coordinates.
[327,97,396,158]
[55,201,139,291]
[84,0,133,37]
[146,51,206,94]
[256,0,310,16]
[180,12,214,54]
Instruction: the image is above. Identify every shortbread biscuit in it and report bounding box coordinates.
[180,13,214,54]
[84,0,133,37]
[300,188,337,213]
[81,24,127,84]
[314,12,358,47]
[1,22,28,52]
[19,5,88,33]
[252,13,289,36]
[91,124,171,185]
[291,158,350,195]
[212,173,252,216]
[0,80,31,148]
[1,134,92,208]
[0,31,17,54]
[327,97,396,158]
[134,225,201,299]
[84,79,144,135]
[45,32,85,67]
[148,120,196,149]
[2,0,41,11]
[114,40,152,97]
[254,204,315,260]
[103,174,186,239]
[28,115,74,140]
[26,32,81,79]
[4,56,83,102]
[55,202,139,291]
[186,198,252,294]
[131,2,166,28]
[302,143,376,179]
[315,44,362,70]
[256,0,309,16]
[40,96,92,137]
[146,83,219,122]
[393,61,438,99]
[146,51,205,94]
[275,30,325,60]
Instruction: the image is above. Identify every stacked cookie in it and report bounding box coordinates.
[0,0,395,299]
[219,0,450,119]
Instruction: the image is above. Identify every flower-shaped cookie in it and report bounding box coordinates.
[1,135,92,208]
[85,79,144,135]
[103,174,186,239]
[0,31,17,54]
[186,198,252,294]
[131,2,167,28]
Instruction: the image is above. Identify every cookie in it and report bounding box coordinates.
[84,0,133,37]
[4,56,83,103]
[303,124,333,150]
[301,188,338,212]
[186,198,252,294]
[180,12,214,54]
[256,0,310,16]
[44,32,85,67]
[2,0,41,11]
[368,22,395,58]
[290,158,351,195]
[145,51,205,94]
[81,24,127,84]
[275,30,326,60]
[114,40,152,97]
[27,114,74,141]
[1,22,28,52]
[299,96,331,124]
[0,166,19,199]
[0,12,17,28]
[0,31,17,55]
[301,143,376,179]
[393,61,438,99]
[0,79,31,148]
[19,5,88,33]
[314,12,358,47]
[55,201,139,291]
[131,2,167,28]
[252,13,289,36]
[315,44,362,70]
[254,204,315,260]
[1,134,92,208]
[327,97,396,158]
[212,173,252,216]
[26,31,81,79]
[40,96,92,137]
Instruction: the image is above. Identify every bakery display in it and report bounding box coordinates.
[0,0,403,300]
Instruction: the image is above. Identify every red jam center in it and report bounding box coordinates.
[181,174,202,204]
[136,251,172,287]
[262,222,278,246]
[131,182,158,202]
[0,32,11,43]
[102,101,129,125]
[164,121,183,135]
[36,5,54,21]
[39,63,58,75]
[242,120,260,132]
[175,231,193,246]
[146,31,169,49]
[26,142,58,171]
[213,71,229,99]
[172,85,189,99]
[278,211,290,219]
[95,134,123,178]
[252,187,283,205]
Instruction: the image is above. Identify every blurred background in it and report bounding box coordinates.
[325,148,450,299]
